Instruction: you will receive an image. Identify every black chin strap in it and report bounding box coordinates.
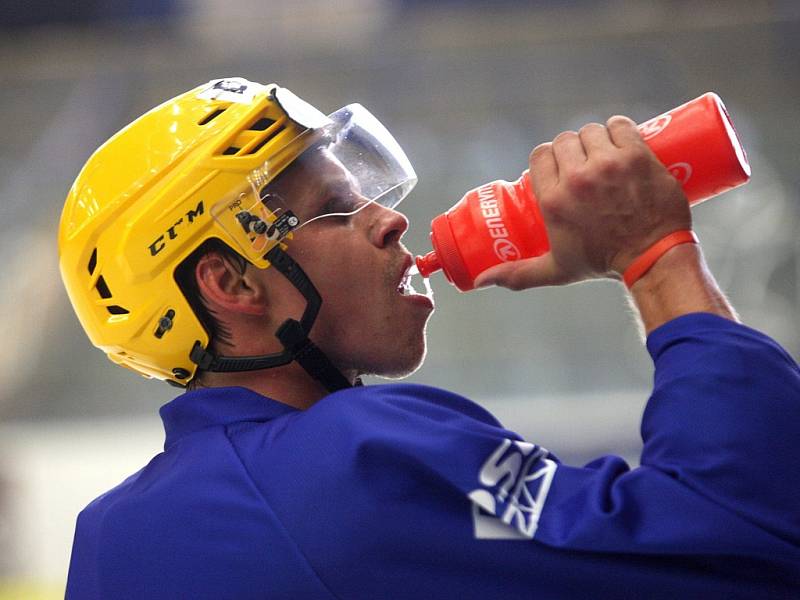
[189,246,354,393]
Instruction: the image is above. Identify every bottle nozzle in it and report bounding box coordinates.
[415,251,441,277]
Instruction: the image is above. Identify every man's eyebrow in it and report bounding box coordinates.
[325,178,353,195]
[318,175,357,201]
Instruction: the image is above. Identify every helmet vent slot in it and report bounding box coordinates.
[249,117,275,131]
[223,146,241,156]
[94,275,129,315]
[198,108,226,126]
[87,248,98,275]
[245,125,285,155]
[95,275,112,299]
[107,305,130,315]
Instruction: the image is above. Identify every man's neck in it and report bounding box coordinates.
[193,361,352,410]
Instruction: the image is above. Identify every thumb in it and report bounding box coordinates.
[474,253,567,290]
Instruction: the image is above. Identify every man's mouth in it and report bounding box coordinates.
[396,257,434,305]
[397,264,416,296]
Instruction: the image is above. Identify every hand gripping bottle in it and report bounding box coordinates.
[415,92,751,291]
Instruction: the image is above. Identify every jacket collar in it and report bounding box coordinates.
[159,386,298,449]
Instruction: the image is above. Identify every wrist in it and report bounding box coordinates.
[628,243,739,334]
[630,241,699,290]
[623,230,698,289]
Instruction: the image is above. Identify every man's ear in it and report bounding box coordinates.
[195,253,268,316]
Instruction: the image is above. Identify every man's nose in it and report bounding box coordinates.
[369,203,409,248]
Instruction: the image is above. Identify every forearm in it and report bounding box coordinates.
[628,242,738,335]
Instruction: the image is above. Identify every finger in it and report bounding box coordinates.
[552,130,586,172]
[529,143,558,198]
[474,253,569,290]
[606,115,644,149]
[578,122,615,157]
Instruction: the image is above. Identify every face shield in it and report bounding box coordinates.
[212,100,417,258]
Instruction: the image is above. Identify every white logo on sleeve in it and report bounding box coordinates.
[468,439,557,540]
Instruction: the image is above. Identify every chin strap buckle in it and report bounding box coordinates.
[190,341,217,370]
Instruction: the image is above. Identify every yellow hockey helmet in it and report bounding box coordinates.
[58,77,417,386]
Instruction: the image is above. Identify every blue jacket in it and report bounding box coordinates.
[67,314,800,598]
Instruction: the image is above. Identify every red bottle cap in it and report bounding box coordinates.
[415,251,441,277]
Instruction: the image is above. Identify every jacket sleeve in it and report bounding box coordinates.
[642,313,800,539]
[532,312,800,554]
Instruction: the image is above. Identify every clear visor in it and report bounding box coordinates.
[212,104,416,257]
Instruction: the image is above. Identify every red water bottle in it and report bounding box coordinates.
[415,92,751,291]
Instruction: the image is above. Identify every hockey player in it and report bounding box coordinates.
[60,78,800,598]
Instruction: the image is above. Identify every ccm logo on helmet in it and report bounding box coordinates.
[148,201,204,256]
[476,184,521,262]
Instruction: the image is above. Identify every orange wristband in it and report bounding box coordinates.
[623,230,698,289]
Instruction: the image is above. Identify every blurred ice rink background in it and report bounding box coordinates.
[0,0,798,596]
